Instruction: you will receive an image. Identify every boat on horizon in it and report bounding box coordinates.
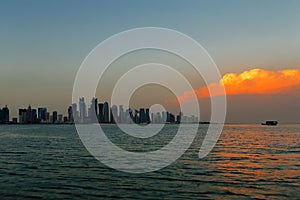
[261,120,278,126]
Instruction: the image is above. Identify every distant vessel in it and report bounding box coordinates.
[199,121,210,124]
[261,120,278,126]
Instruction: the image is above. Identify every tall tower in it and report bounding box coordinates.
[90,98,98,123]
[111,105,118,124]
[26,105,32,124]
[52,111,58,123]
[98,103,104,123]
[72,103,78,122]
[103,102,109,123]
[68,106,73,122]
[139,108,146,124]
[119,105,124,123]
[79,97,86,123]
[146,108,150,124]
[2,105,9,123]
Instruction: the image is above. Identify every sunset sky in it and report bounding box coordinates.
[1,0,300,123]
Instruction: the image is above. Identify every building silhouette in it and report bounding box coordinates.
[67,106,73,122]
[38,107,47,122]
[119,105,124,123]
[0,96,197,125]
[26,105,32,123]
[103,102,109,123]
[111,105,118,124]
[90,98,98,123]
[98,103,104,123]
[52,111,58,124]
[0,105,9,124]
[146,108,150,124]
[79,97,86,123]
[19,108,27,124]
[140,108,145,123]
[71,103,78,122]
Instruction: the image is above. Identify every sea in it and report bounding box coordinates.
[0,124,299,199]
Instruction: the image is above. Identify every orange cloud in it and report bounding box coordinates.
[173,68,300,103]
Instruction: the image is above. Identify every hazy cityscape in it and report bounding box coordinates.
[0,1,299,199]
[0,97,200,125]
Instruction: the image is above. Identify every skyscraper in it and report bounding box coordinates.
[72,103,78,122]
[176,112,182,124]
[79,97,86,123]
[98,103,104,123]
[67,106,73,122]
[111,105,118,124]
[52,111,58,123]
[0,106,9,123]
[58,114,63,123]
[156,112,162,123]
[45,112,50,123]
[128,108,133,124]
[31,109,37,123]
[89,98,98,123]
[134,109,139,124]
[145,108,150,124]
[162,111,166,123]
[19,108,27,124]
[139,108,145,124]
[0,109,3,123]
[38,107,47,121]
[119,105,124,123]
[2,106,9,123]
[26,105,32,124]
[103,102,109,123]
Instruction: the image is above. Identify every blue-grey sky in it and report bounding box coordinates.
[1,0,300,122]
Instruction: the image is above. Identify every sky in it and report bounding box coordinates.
[1,0,300,123]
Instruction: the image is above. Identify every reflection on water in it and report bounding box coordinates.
[0,124,299,199]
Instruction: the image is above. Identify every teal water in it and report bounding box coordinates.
[0,124,299,199]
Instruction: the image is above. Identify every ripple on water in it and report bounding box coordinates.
[0,124,299,199]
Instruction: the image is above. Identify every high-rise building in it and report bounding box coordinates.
[53,111,58,123]
[98,103,104,123]
[2,106,9,123]
[176,112,182,124]
[111,105,118,124]
[151,113,154,124]
[79,97,86,123]
[119,105,124,123]
[50,115,53,124]
[71,103,78,122]
[134,109,139,124]
[19,109,27,124]
[139,108,145,123]
[90,98,98,123]
[103,102,109,123]
[0,109,3,123]
[26,105,32,124]
[166,112,175,123]
[162,111,166,123]
[31,109,37,123]
[156,112,162,123]
[145,108,150,124]
[67,106,73,122]
[38,107,47,121]
[128,108,133,124]
[45,112,50,123]
[58,114,63,123]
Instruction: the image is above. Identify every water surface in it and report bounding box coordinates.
[0,124,299,199]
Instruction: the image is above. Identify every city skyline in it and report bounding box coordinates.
[0,97,200,125]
